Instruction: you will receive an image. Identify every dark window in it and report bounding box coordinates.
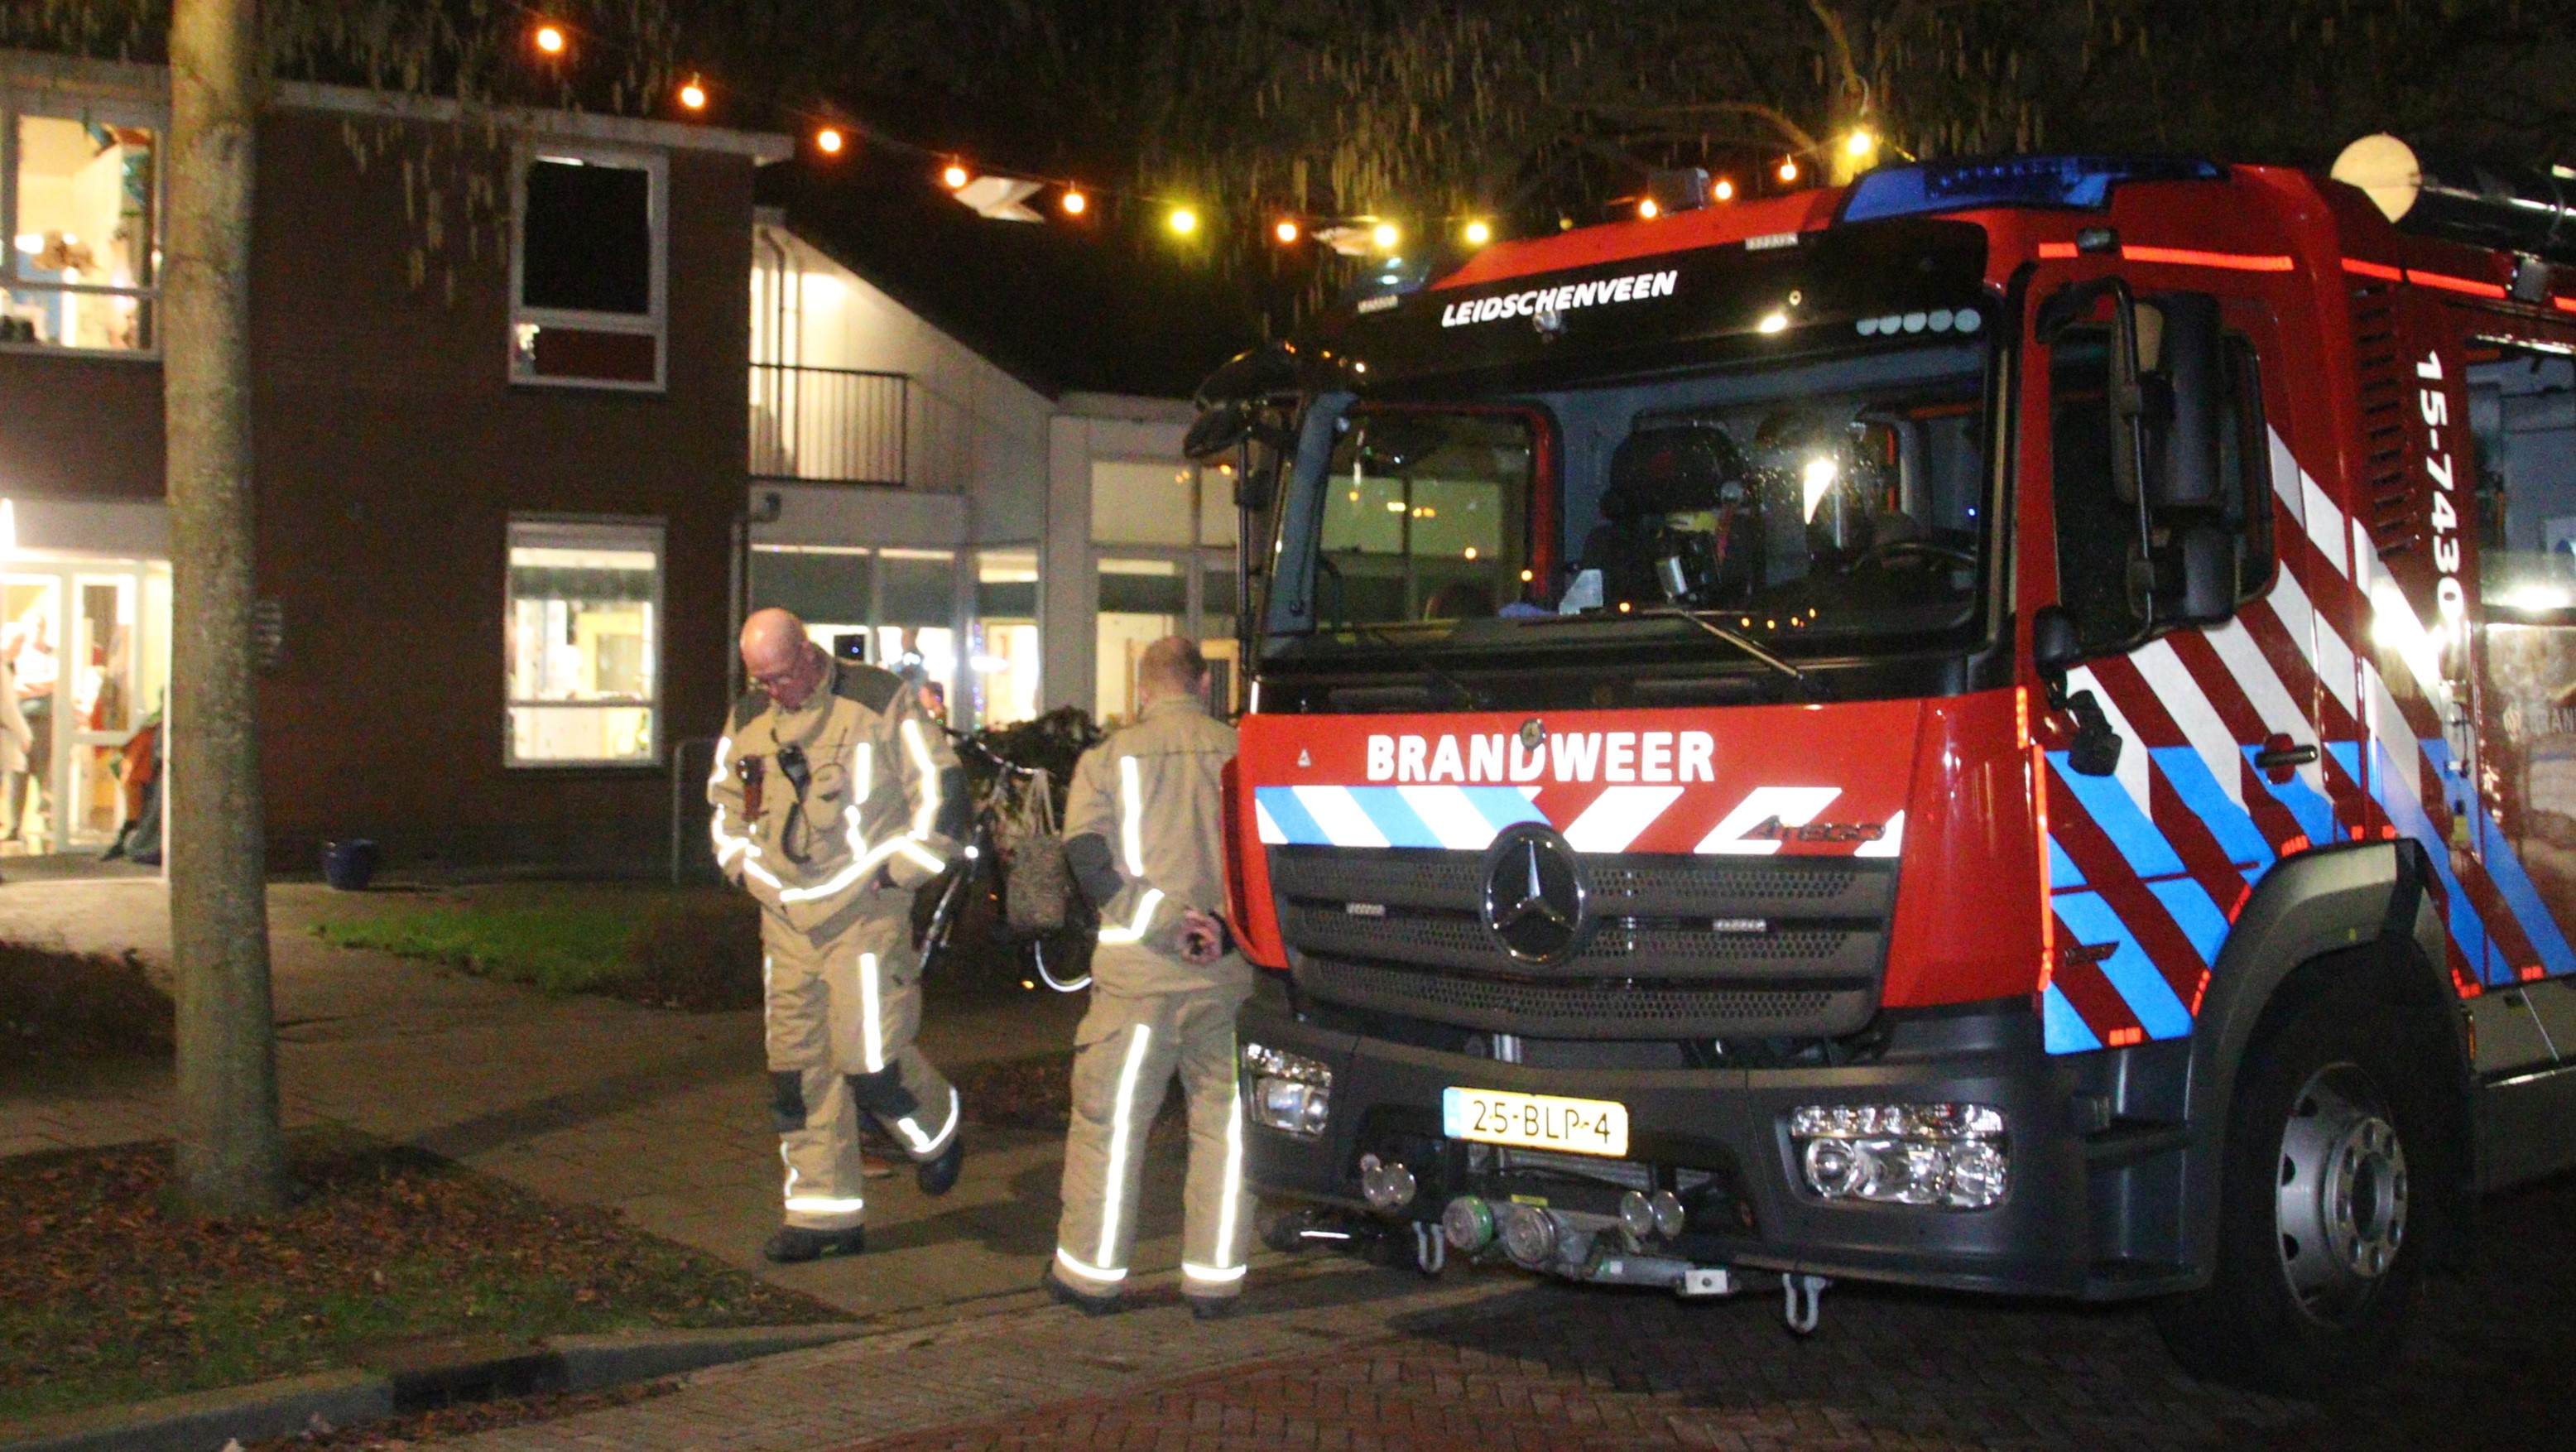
[521,157,651,315]
[2051,326,2272,648]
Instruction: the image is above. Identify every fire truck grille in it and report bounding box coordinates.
[1295,959,1865,1038]
[1267,845,1896,1039]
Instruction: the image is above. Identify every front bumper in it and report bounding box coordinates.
[1239,976,2126,1300]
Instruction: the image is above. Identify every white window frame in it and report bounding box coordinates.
[504,514,666,769]
[0,89,165,361]
[508,140,667,393]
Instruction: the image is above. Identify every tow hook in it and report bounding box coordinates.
[1411,1221,1447,1276]
[1781,1272,1829,1335]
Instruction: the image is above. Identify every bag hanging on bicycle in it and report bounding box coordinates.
[1002,770,1073,935]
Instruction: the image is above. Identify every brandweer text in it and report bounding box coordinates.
[1364,731,1717,784]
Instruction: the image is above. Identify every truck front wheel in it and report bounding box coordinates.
[2154,969,2429,1395]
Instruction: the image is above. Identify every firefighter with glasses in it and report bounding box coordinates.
[712,608,969,1263]
[1046,637,1252,1317]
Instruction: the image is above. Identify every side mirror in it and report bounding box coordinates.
[1183,401,1250,462]
[2142,293,2223,511]
[2031,603,2123,778]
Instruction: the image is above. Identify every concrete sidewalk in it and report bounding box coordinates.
[0,877,1139,1318]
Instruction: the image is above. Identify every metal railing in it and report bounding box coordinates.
[749,363,909,486]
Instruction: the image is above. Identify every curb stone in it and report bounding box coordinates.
[0,1325,868,1452]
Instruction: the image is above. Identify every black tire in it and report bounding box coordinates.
[2154,964,2436,1396]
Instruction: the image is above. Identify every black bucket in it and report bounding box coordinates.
[320,839,380,892]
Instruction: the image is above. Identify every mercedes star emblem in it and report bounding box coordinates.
[1482,825,1587,964]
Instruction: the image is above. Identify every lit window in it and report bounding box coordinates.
[3,105,160,353]
[511,146,666,389]
[973,551,1040,726]
[506,519,662,765]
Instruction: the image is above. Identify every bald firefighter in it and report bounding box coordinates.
[1045,637,1252,1317]
[712,608,968,1263]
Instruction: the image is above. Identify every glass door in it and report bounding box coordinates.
[1,563,164,855]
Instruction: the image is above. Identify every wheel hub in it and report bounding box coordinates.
[2275,1065,2407,1323]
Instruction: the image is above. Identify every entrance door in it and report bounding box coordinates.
[0,560,166,856]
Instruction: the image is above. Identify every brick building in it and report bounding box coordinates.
[0,51,788,871]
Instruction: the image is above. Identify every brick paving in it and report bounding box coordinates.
[449,1167,2576,1452]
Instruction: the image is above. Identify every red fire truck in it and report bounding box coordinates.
[1191,139,2576,1392]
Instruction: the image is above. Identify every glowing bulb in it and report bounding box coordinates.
[1638,198,1660,220]
[1386,500,1406,512]
[815,127,845,155]
[1372,222,1400,249]
[1060,189,1087,215]
[1520,569,1534,583]
[1778,158,1800,184]
[1169,208,1199,234]
[1274,219,1300,243]
[677,79,706,110]
[1463,546,1479,560]
[942,163,970,190]
[533,24,565,54]
[1801,457,1840,521]
[1713,178,1735,202]
[1463,219,1492,246]
[1846,129,1876,158]
[1757,311,1789,334]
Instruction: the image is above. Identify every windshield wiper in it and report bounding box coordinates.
[1635,608,1828,699]
[1355,626,1489,709]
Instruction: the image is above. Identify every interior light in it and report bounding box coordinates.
[1778,158,1800,184]
[1801,457,1839,521]
[1757,310,1790,334]
[1372,221,1400,249]
[1060,188,1087,215]
[1170,208,1199,235]
[942,163,971,190]
[815,127,845,155]
[1713,178,1735,202]
[677,78,707,110]
[1637,198,1660,220]
[532,23,566,55]
[1846,129,1877,158]
[1463,219,1492,247]
[1275,219,1300,244]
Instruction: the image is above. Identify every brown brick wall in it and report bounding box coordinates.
[0,104,756,873]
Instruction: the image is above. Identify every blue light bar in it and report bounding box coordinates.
[1839,156,2225,224]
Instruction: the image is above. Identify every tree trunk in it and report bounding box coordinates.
[166,0,285,1216]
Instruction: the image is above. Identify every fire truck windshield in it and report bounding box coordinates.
[1268,326,1993,665]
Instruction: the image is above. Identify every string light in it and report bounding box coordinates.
[815,127,845,155]
[941,162,970,190]
[1273,219,1300,244]
[1463,219,1492,246]
[1638,198,1660,220]
[532,23,566,55]
[1713,177,1735,201]
[1778,157,1800,184]
[1169,207,1199,235]
[1060,188,1087,215]
[677,77,706,111]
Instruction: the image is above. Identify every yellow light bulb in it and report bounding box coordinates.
[1713,178,1735,202]
[1463,219,1492,246]
[677,79,707,111]
[1169,208,1199,235]
[1060,189,1087,215]
[815,127,845,156]
[1846,129,1876,158]
[1638,198,1660,220]
[533,24,566,54]
[1778,158,1800,184]
[942,164,970,190]
[1275,219,1300,244]
[1372,222,1400,249]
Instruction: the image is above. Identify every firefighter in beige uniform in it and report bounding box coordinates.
[1047,637,1252,1316]
[712,608,968,1264]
